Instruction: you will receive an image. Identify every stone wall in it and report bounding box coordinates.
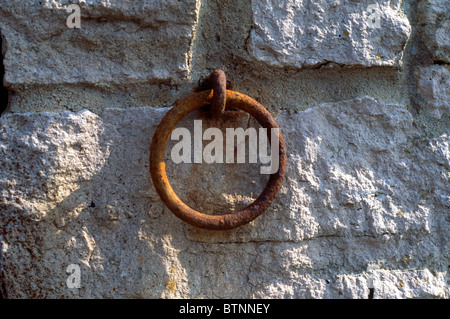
[0,0,448,299]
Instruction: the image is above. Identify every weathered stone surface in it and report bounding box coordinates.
[1,97,448,298]
[248,0,411,68]
[418,0,450,63]
[416,65,450,119]
[0,0,199,86]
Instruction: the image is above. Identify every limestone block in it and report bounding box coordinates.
[0,0,200,86]
[0,97,448,298]
[418,0,450,63]
[248,0,411,68]
[416,65,450,119]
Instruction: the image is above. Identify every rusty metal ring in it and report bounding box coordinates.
[150,90,287,230]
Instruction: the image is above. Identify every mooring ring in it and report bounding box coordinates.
[149,90,287,230]
[207,69,227,118]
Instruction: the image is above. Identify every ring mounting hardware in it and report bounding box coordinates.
[150,72,286,230]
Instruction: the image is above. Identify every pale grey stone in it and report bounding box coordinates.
[418,0,450,63]
[249,243,448,298]
[1,97,448,298]
[416,65,450,119]
[248,0,411,68]
[0,0,200,86]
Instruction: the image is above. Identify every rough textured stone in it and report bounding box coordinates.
[416,65,450,119]
[0,0,448,300]
[0,0,200,86]
[1,97,448,298]
[0,0,410,115]
[248,0,411,68]
[418,0,450,63]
